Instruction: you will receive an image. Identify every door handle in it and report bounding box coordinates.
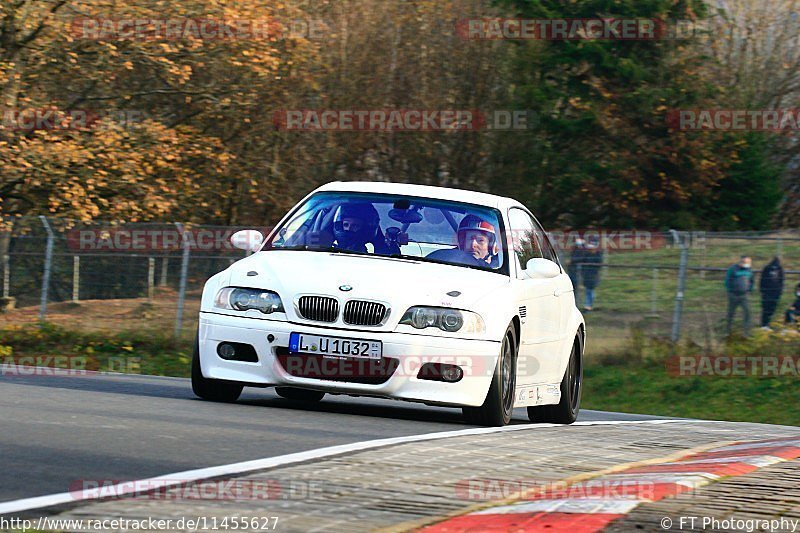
[554,288,569,297]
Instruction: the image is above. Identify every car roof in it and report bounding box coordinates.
[314,181,522,210]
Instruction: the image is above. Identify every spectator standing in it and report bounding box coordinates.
[725,255,754,336]
[567,238,586,304]
[581,236,603,311]
[759,257,784,328]
[786,283,800,324]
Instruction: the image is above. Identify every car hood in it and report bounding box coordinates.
[224,250,508,311]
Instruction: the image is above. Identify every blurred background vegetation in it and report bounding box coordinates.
[1,0,799,230]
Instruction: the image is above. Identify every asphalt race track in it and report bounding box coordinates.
[0,372,666,503]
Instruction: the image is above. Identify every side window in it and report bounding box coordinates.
[508,209,542,277]
[531,218,559,264]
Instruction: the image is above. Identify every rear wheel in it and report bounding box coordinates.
[463,325,517,427]
[191,338,243,403]
[528,334,582,424]
[275,387,326,402]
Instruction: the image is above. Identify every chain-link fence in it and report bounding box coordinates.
[0,217,261,337]
[563,230,800,354]
[1,217,798,351]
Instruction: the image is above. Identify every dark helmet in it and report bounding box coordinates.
[457,214,497,249]
[333,202,380,247]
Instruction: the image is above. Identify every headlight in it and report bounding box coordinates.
[214,287,284,314]
[399,306,485,333]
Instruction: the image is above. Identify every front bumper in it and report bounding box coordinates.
[198,312,500,407]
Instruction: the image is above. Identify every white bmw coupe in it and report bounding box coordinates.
[193,181,585,426]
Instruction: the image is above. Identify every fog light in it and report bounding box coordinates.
[418,362,464,383]
[441,365,463,383]
[217,343,237,360]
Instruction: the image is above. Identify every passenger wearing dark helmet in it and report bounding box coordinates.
[332,202,380,253]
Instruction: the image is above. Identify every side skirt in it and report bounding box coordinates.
[512,383,561,408]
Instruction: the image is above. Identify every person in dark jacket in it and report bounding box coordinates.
[725,255,754,335]
[581,237,603,311]
[567,238,586,303]
[759,257,784,327]
[786,283,800,324]
[332,202,381,253]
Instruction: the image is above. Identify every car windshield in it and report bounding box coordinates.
[264,191,507,273]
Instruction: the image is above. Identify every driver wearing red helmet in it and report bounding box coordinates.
[427,214,500,268]
[458,214,498,265]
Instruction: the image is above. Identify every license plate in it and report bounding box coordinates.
[289,332,382,359]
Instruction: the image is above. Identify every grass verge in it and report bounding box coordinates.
[583,327,800,426]
[2,323,798,426]
[0,323,192,378]
[582,363,800,426]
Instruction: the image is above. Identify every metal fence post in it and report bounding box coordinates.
[72,256,80,303]
[160,256,168,287]
[0,253,13,311]
[38,216,55,322]
[147,257,155,302]
[646,267,660,318]
[2,254,9,299]
[670,230,690,343]
[700,238,707,279]
[174,223,191,337]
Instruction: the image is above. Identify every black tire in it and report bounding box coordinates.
[275,387,326,402]
[527,333,583,424]
[463,325,517,427]
[191,338,243,403]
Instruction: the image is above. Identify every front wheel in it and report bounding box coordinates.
[463,325,517,427]
[528,334,583,424]
[191,338,243,403]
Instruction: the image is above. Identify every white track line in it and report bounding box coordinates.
[0,419,697,516]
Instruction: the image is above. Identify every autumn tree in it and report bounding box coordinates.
[487,0,746,229]
[1,0,321,225]
[703,0,800,224]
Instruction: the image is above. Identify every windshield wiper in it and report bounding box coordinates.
[278,246,491,270]
[388,253,424,262]
[277,244,363,256]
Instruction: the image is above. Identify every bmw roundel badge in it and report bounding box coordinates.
[339,285,353,292]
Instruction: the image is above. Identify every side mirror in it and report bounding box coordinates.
[525,258,560,279]
[231,229,264,252]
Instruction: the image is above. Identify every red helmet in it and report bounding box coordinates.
[457,214,497,249]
